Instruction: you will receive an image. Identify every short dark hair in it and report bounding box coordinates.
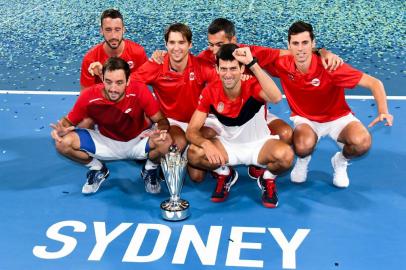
[216,43,241,66]
[288,21,314,42]
[102,57,130,81]
[100,9,124,27]
[208,18,235,39]
[164,23,192,43]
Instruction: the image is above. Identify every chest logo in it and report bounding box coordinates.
[288,73,294,80]
[125,108,132,114]
[217,102,224,113]
[189,72,195,81]
[127,61,134,69]
[311,78,320,86]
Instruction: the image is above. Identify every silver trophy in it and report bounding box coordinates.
[160,145,190,221]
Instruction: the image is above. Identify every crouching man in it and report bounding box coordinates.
[51,57,171,194]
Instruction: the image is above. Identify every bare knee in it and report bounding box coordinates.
[188,166,206,183]
[278,127,293,145]
[200,126,217,139]
[293,139,316,157]
[187,144,205,167]
[345,133,372,156]
[273,144,294,170]
[55,134,76,155]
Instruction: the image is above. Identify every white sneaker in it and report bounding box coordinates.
[290,156,311,183]
[331,152,350,188]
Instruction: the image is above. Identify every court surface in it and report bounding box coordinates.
[0,1,405,269]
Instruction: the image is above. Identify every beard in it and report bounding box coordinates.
[104,37,123,50]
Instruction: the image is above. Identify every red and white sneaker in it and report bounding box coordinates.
[257,175,278,208]
[248,165,266,180]
[211,167,238,202]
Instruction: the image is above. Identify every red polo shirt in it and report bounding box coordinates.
[80,39,147,87]
[67,81,159,141]
[274,54,363,122]
[132,54,218,122]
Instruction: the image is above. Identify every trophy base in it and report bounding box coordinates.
[160,199,190,221]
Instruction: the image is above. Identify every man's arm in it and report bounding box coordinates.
[150,111,170,131]
[233,47,282,103]
[186,110,226,165]
[148,111,171,141]
[357,73,393,127]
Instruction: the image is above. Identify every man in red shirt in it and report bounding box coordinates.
[51,57,171,194]
[186,44,294,208]
[198,18,346,179]
[272,21,393,187]
[80,9,147,90]
[132,23,220,182]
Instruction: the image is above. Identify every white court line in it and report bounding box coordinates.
[0,90,405,100]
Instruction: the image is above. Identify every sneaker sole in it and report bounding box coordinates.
[262,201,278,208]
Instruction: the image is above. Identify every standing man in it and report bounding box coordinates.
[80,9,147,90]
[272,21,393,187]
[51,57,171,194]
[186,44,294,208]
[132,23,220,183]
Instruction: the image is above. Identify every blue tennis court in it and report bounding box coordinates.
[1,1,405,270]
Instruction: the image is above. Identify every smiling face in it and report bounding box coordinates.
[165,31,192,64]
[100,17,125,50]
[288,31,315,65]
[102,69,128,102]
[217,59,244,91]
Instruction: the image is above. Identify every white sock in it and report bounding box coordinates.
[145,159,158,170]
[213,166,230,176]
[338,151,349,163]
[263,170,277,180]
[86,158,103,170]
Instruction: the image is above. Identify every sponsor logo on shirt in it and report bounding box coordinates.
[125,108,132,114]
[217,102,224,113]
[127,61,134,69]
[311,78,320,86]
[189,72,195,81]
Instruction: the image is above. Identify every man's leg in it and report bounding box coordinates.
[248,118,293,179]
[54,129,109,194]
[188,126,219,183]
[257,139,294,208]
[290,123,318,183]
[142,130,173,194]
[268,119,293,145]
[187,140,238,202]
[332,121,371,188]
